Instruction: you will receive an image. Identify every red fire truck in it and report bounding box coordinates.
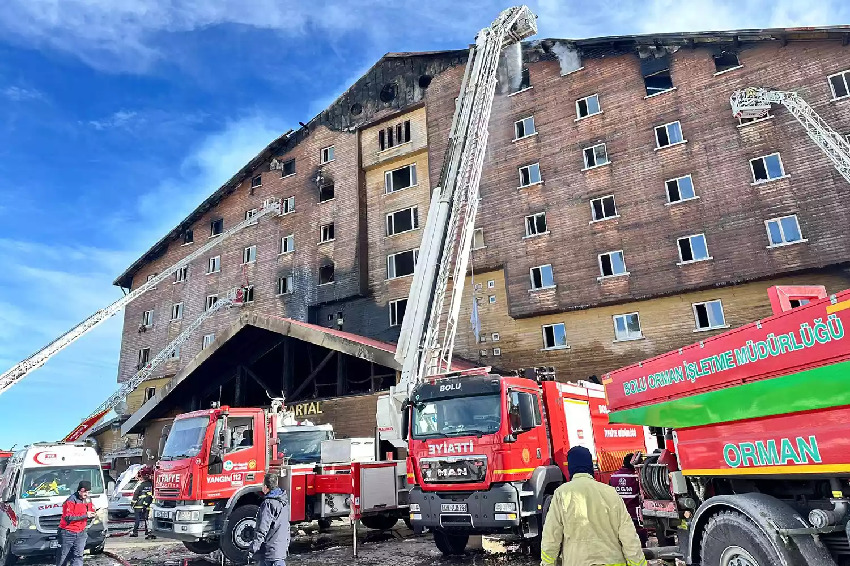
[404,368,646,555]
[151,403,407,564]
[603,286,850,566]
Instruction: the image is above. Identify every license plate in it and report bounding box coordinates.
[154,510,173,519]
[49,541,60,549]
[441,503,468,513]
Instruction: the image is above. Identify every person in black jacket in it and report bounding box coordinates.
[249,474,290,566]
[130,467,155,539]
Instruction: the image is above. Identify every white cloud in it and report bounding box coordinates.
[2,86,44,102]
[87,110,139,131]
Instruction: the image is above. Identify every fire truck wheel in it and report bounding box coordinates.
[183,540,220,555]
[221,504,259,565]
[530,494,554,558]
[317,519,332,532]
[360,514,399,531]
[700,511,782,566]
[433,530,468,555]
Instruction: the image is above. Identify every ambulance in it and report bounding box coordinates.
[0,443,108,564]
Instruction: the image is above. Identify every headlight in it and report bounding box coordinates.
[18,514,37,530]
[176,510,201,522]
[494,503,516,512]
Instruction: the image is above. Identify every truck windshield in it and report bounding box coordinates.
[161,416,209,460]
[412,394,501,438]
[21,466,104,499]
[278,430,332,464]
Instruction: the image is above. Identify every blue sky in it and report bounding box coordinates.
[0,0,846,449]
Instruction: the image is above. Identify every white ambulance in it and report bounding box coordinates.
[0,443,108,565]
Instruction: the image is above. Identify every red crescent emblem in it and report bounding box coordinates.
[33,452,57,465]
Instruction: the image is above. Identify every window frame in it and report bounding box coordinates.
[513,116,537,140]
[389,297,408,327]
[471,228,485,250]
[280,234,295,255]
[282,196,295,214]
[541,323,568,350]
[242,245,257,264]
[529,264,556,291]
[205,295,218,311]
[277,275,294,296]
[210,218,224,237]
[320,223,335,243]
[387,248,419,280]
[518,162,542,187]
[182,230,194,245]
[378,120,412,151]
[174,266,188,283]
[202,333,215,349]
[654,121,686,149]
[245,208,258,221]
[207,255,221,274]
[138,348,151,366]
[749,152,787,184]
[319,263,335,285]
[141,310,154,328]
[665,174,697,204]
[385,163,418,194]
[170,302,184,321]
[828,69,850,101]
[677,233,711,264]
[765,214,805,247]
[525,212,548,237]
[597,250,628,279]
[613,312,643,342]
[582,143,609,170]
[713,52,742,75]
[320,145,335,164]
[575,94,601,120]
[590,194,618,222]
[243,285,254,303]
[692,299,728,332]
[643,69,675,97]
[386,206,420,236]
[280,159,296,178]
[250,174,262,189]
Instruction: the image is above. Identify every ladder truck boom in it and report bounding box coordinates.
[0,198,282,398]
[62,287,247,442]
[731,87,850,184]
[395,5,537,391]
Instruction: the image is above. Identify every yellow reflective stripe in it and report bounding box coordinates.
[493,468,535,474]
[540,551,556,564]
[627,559,648,566]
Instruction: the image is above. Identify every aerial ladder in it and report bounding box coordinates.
[0,197,282,398]
[379,6,537,445]
[731,87,850,184]
[62,287,247,442]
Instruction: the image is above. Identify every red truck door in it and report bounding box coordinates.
[505,388,548,475]
[205,412,266,498]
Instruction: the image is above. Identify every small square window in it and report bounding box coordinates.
[492,332,500,341]
[488,295,496,304]
[251,174,262,189]
[590,195,617,221]
[693,300,726,330]
[750,153,786,183]
[210,218,224,237]
[766,215,804,246]
[713,52,740,73]
[576,94,601,119]
[321,146,335,164]
[493,347,502,356]
[525,212,547,236]
[145,386,156,400]
[277,275,294,295]
[678,234,710,263]
[243,245,257,264]
[138,348,150,367]
[387,249,419,279]
[598,251,627,277]
[319,263,335,285]
[174,266,188,283]
[514,116,536,139]
[170,303,183,321]
[281,234,295,254]
[320,223,335,243]
[386,207,419,236]
[828,70,850,100]
[583,143,609,169]
[519,163,542,187]
[530,264,555,290]
[319,184,335,202]
[487,280,496,289]
[205,295,218,311]
[202,333,215,349]
[141,310,154,327]
[245,208,258,221]
[243,285,254,303]
[655,121,684,148]
[666,175,696,203]
[207,255,221,274]
[281,159,296,177]
[168,346,180,360]
[389,298,408,327]
[644,69,674,96]
[385,164,417,193]
[472,228,485,250]
[542,323,567,350]
[479,349,488,357]
[282,196,295,214]
[613,313,642,341]
[182,230,194,245]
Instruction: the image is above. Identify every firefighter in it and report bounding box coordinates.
[610,453,648,546]
[130,466,155,539]
[56,481,95,566]
[540,446,646,566]
[248,474,290,566]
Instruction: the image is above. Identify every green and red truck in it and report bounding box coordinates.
[603,285,850,566]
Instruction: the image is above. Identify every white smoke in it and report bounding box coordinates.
[551,41,582,76]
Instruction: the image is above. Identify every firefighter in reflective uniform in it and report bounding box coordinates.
[609,453,648,546]
[540,446,646,566]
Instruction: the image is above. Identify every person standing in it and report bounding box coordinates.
[249,474,290,566]
[540,446,646,566]
[609,453,648,546]
[130,467,155,539]
[56,481,95,566]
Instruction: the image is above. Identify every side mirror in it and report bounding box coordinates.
[400,400,411,442]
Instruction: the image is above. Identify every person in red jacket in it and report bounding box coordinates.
[609,454,648,546]
[56,481,96,566]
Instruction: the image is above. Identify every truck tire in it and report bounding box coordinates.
[531,494,553,559]
[433,530,468,555]
[183,540,220,555]
[360,514,399,531]
[318,519,332,531]
[221,504,259,565]
[700,510,782,566]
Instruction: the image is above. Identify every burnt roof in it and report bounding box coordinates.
[113,26,849,288]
